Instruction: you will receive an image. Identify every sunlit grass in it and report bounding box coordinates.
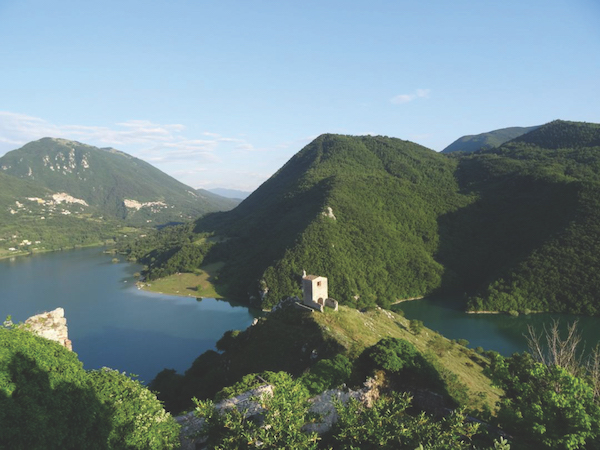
[314,305,502,410]
[141,262,226,298]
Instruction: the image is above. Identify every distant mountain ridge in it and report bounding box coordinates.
[441,125,539,153]
[207,188,251,200]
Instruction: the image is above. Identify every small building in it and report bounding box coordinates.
[302,272,338,312]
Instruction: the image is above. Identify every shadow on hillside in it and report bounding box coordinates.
[0,352,112,449]
[435,157,580,295]
[150,306,345,414]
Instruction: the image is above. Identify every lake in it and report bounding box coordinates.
[0,248,261,383]
[4,249,600,384]
[399,296,600,356]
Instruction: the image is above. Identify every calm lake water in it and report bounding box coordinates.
[4,249,600,384]
[399,296,600,356]
[0,248,261,383]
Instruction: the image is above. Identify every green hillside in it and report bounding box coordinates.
[0,137,239,257]
[0,137,238,225]
[134,134,473,309]
[124,120,600,315]
[151,303,500,415]
[0,171,121,258]
[441,125,538,154]
[463,120,600,314]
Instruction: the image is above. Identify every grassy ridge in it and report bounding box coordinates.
[151,304,501,414]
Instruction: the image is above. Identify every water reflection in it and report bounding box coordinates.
[398,296,600,356]
[0,248,261,383]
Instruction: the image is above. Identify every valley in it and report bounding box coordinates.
[4,121,600,449]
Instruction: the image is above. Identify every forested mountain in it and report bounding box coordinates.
[0,138,238,225]
[461,120,600,314]
[153,134,471,309]
[0,138,237,256]
[126,120,600,315]
[441,125,538,154]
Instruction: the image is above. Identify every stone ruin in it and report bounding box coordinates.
[23,307,72,351]
[301,272,338,312]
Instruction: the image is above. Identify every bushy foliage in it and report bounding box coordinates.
[487,352,600,449]
[0,327,179,450]
[299,354,353,395]
[87,368,180,449]
[410,319,424,335]
[214,371,291,401]
[194,373,319,449]
[329,392,479,449]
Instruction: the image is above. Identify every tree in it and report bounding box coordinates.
[330,392,479,449]
[410,319,424,335]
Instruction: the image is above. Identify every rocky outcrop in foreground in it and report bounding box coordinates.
[24,307,72,351]
[176,377,381,449]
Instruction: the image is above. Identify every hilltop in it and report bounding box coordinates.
[127,134,470,309]
[151,303,501,415]
[441,125,538,154]
[0,137,238,224]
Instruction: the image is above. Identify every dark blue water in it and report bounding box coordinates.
[399,296,600,356]
[0,248,260,383]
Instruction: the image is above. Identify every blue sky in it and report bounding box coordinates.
[1,0,599,191]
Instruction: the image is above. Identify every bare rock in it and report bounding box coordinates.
[24,307,72,351]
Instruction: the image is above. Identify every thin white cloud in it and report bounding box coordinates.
[390,88,432,105]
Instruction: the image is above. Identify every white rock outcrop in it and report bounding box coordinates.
[52,193,88,206]
[24,307,72,351]
[322,206,336,220]
[176,384,274,450]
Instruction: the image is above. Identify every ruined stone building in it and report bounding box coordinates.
[302,272,338,312]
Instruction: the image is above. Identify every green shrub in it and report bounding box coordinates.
[0,327,108,449]
[195,373,318,449]
[329,391,479,449]
[88,368,180,449]
[0,327,179,450]
[410,319,424,335]
[299,354,353,395]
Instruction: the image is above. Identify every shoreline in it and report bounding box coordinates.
[136,282,208,299]
[0,242,107,262]
[391,296,424,305]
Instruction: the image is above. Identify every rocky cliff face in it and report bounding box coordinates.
[24,307,72,351]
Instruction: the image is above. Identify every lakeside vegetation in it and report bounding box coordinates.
[139,262,225,298]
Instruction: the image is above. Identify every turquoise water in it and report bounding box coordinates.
[399,296,600,356]
[0,248,260,383]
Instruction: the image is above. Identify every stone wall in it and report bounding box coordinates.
[24,307,72,351]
